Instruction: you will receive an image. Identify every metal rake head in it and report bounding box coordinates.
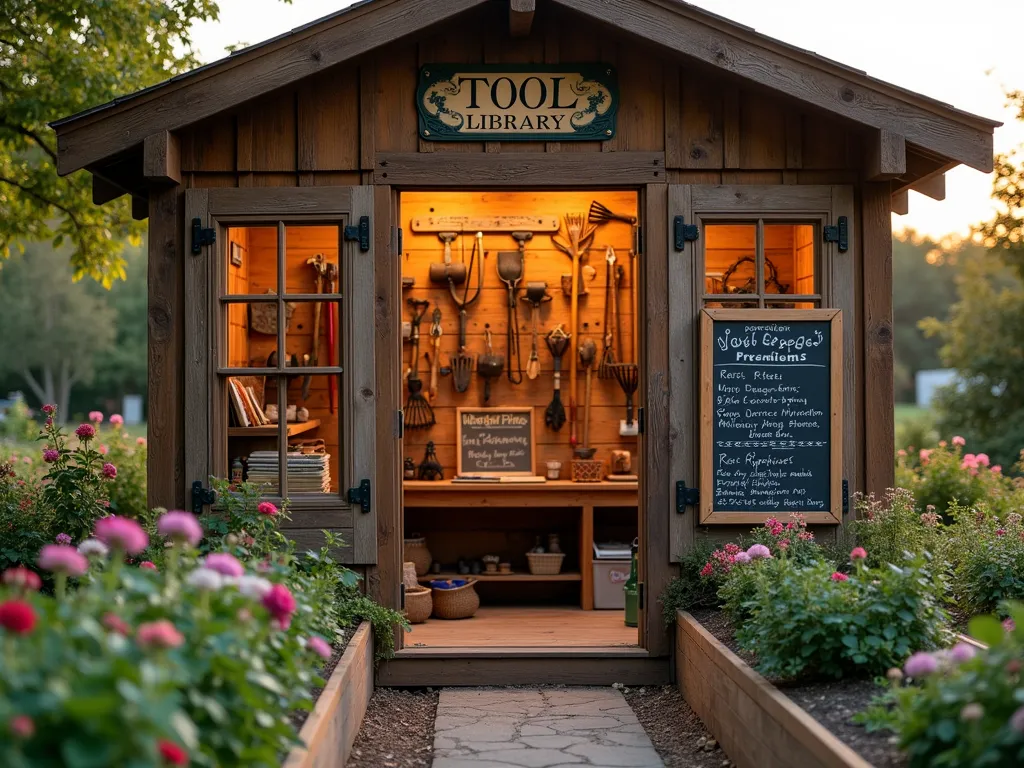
[588,200,638,227]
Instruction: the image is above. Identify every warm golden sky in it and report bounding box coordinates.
[190,0,1023,241]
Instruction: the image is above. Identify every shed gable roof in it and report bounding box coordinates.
[51,0,998,177]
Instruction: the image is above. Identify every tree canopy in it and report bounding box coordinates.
[0,1,222,285]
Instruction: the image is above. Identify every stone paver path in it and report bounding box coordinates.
[433,687,664,768]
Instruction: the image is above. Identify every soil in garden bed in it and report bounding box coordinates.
[289,627,354,732]
[689,610,906,768]
[347,688,439,768]
[624,685,734,768]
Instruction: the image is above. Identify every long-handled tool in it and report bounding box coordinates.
[611,362,640,437]
[544,325,570,431]
[428,307,442,402]
[521,282,551,380]
[477,324,504,403]
[576,337,598,458]
[326,263,338,414]
[449,232,485,393]
[404,299,435,429]
[598,246,617,379]
[428,232,468,285]
[588,200,638,228]
[303,254,326,401]
[497,232,529,384]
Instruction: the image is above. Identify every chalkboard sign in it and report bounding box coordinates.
[700,309,843,524]
[456,407,536,477]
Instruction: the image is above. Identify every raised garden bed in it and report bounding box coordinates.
[675,611,878,768]
[282,621,373,768]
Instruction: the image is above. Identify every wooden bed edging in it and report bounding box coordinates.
[675,611,873,768]
[282,622,373,768]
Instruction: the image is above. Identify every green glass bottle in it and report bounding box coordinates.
[624,537,639,627]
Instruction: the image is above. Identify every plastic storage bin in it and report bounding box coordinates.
[592,559,631,609]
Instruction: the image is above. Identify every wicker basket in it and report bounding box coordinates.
[405,586,432,624]
[430,580,480,620]
[404,536,432,576]
[571,459,604,483]
[526,552,565,575]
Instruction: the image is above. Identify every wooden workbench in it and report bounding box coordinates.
[403,480,638,610]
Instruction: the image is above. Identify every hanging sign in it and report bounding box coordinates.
[456,407,536,477]
[700,309,843,524]
[417,64,618,141]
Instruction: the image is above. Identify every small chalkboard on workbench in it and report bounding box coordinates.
[700,309,843,524]
[456,407,536,477]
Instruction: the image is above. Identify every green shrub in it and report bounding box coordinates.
[945,505,1024,616]
[736,552,948,680]
[660,537,721,626]
[860,604,1024,767]
[718,554,783,626]
[0,399,39,443]
[745,514,821,564]
[852,488,946,569]
[102,424,147,520]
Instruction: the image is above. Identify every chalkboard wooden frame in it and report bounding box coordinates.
[699,309,843,524]
[455,407,536,477]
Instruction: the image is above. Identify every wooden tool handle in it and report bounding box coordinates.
[429,337,440,399]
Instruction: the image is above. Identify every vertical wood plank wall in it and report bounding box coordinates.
[153,3,890,615]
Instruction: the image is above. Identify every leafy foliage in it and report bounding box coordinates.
[945,505,1024,616]
[659,537,722,625]
[852,488,946,569]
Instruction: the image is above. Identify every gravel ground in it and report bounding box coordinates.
[346,688,439,768]
[690,609,906,768]
[624,686,733,768]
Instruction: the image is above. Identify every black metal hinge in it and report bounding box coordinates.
[191,217,216,255]
[842,479,849,515]
[397,227,404,256]
[191,480,216,516]
[673,216,699,251]
[638,582,645,609]
[636,407,645,435]
[347,479,371,514]
[822,216,849,253]
[676,480,699,513]
[344,216,371,252]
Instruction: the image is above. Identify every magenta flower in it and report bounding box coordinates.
[102,613,131,636]
[733,551,752,564]
[41,404,55,416]
[952,435,966,446]
[850,547,867,561]
[42,448,59,463]
[54,533,72,546]
[157,510,203,547]
[109,414,124,426]
[136,620,184,650]
[949,643,976,663]
[996,528,1006,537]
[37,545,88,577]
[136,437,147,446]
[204,552,244,577]
[831,572,849,582]
[102,462,117,479]
[139,561,157,570]
[262,583,297,623]
[75,423,95,440]
[88,411,103,424]
[746,544,772,560]
[904,651,939,678]
[2,567,41,592]
[1004,618,1016,633]
[307,636,332,660]
[94,516,149,555]
[9,715,34,739]
[1011,706,1024,734]
[257,501,279,517]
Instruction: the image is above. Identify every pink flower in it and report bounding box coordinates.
[919,448,932,464]
[1010,706,1024,734]
[102,613,131,636]
[204,552,244,577]
[55,533,72,546]
[699,563,714,578]
[262,583,297,623]
[949,643,976,663]
[109,414,124,426]
[136,620,184,650]
[136,437,147,446]
[38,545,88,577]
[9,715,34,738]
[0,600,37,635]
[158,739,188,766]
[157,511,203,547]
[904,651,939,677]
[897,449,906,457]
[746,544,772,559]
[797,531,815,541]
[102,462,117,479]
[94,516,149,555]
[992,465,1002,474]
[98,445,109,455]
[2,567,41,592]
[42,448,59,463]
[831,572,849,582]
[75,423,95,440]
[778,539,790,550]
[257,501,279,517]
[88,411,103,424]
[307,636,332,659]
[975,453,990,467]
[733,551,752,564]
[723,543,741,555]
[139,561,157,570]
[1004,618,1016,633]
[996,528,1006,537]
[45,417,53,427]
[961,454,979,471]
[952,435,966,446]
[41,404,55,415]
[850,547,868,561]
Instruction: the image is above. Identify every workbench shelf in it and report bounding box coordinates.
[417,572,582,583]
[227,419,321,438]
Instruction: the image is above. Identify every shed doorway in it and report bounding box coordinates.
[398,190,641,650]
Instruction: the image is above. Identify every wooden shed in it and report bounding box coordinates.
[53,0,997,685]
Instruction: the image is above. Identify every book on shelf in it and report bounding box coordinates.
[228,378,269,428]
[228,379,250,427]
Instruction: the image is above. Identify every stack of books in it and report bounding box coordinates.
[246,450,331,494]
[228,377,270,427]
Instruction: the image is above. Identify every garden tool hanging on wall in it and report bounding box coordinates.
[428,307,442,402]
[575,334,598,459]
[521,282,551,380]
[428,232,468,285]
[302,254,326,401]
[544,325,570,431]
[404,299,435,429]
[477,324,504,403]
[448,232,485,393]
[588,200,640,256]
[598,246,618,379]
[497,232,529,384]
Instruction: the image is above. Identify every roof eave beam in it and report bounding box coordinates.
[509,0,535,37]
[143,131,181,186]
[910,173,946,201]
[92,175,129,206]
[891,190,909,216]
[865,129,906,181]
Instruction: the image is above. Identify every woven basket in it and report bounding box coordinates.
[405,586,432,624]
[571,459,604,483]
[431,580,480,620]
[404,536,432,576]
[526,552,565,575]
[403,562,420,591]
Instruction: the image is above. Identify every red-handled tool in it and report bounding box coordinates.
[326,263,338,414]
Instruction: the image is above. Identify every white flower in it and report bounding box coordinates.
[186,567,224,591]
[77,539,109,558]
[235,575,272,599]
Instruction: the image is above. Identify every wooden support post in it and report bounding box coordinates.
[92,175,127,205]
[912,173,946,201]
[864,128,906,181]
[509,0,535,37]
[891,189,909,215]
[143,131,182,185]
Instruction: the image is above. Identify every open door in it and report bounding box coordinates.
[184,186,378,564]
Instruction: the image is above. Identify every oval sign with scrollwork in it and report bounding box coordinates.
[417,64,618,141]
